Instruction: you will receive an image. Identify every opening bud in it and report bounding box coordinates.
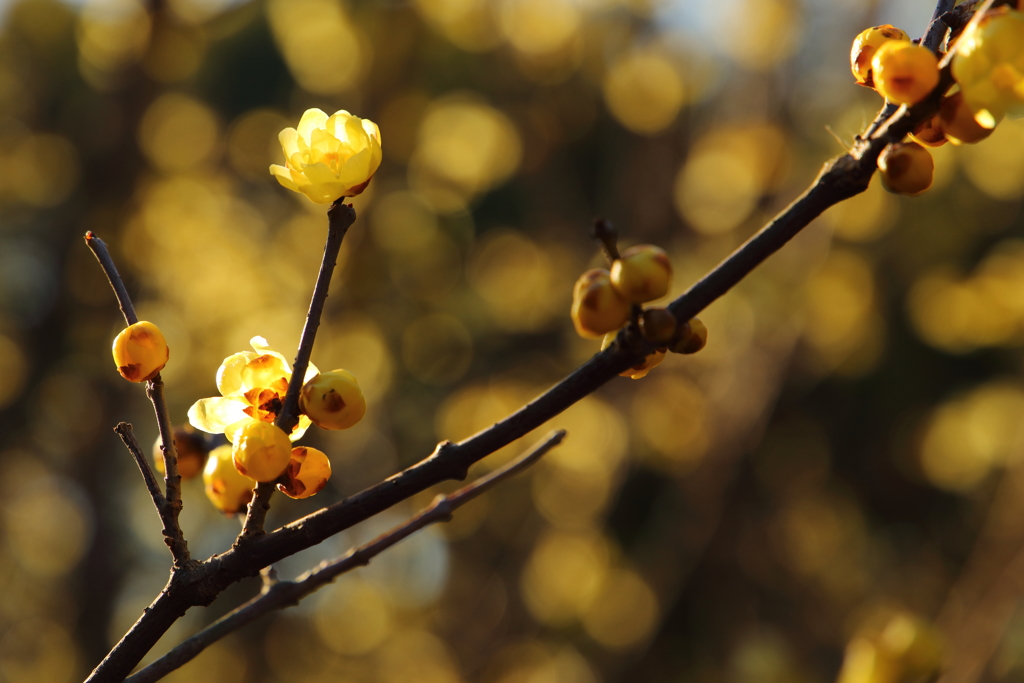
[278,446,332,499]
[112,321,169,383]
[639,307,677,344]
[871,41,940,106]
[851,25,911,88]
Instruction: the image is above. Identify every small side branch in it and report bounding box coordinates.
[128,429,567,683]
[237,200,357,542]
[115,422,164,510]
[85,232,190,568]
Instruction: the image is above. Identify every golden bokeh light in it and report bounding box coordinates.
[142,23,206,83]
[823,179,899,243]
[499,0,581,57]
[631,373,709,473]
[0,618,78,683]
[2,133,79,207]
[76,0,151,85]
[532,462,613,530]
[227,108,289,181]
[413,0,502,52]
[436,381,538,465]
[467,229,566,332]
[919,382,1024,492]
[580,567,659,650]
[603,47,686,135]
[409,94,522,212]
[371,190,441,252]
[488,640,598,683]
[715,0,802,71]
[0,333,28,409]
[521,529,612,625]
[315,579,394,656]
[267,0,367,95]
[673,123,789,235]
[138,93,220,172]
[958,117,1024,200]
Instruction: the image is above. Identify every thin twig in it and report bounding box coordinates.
[85,232,138,325]
[236,200,357,542]
[114,422,165,510]
[126,429,566,683]
[85,232,190,568]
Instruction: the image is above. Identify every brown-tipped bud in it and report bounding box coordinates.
[851,24,911,87]
[112,321,169,383]
[610,245,673,303]
[203,444,255,515]
[299,370,367,430]
[640,307,677,344]
[230,420,292,482]
[571,269,631,338]
[670,318,708,355]
[878,141,934,196]
[278,446,332,499]
[153,425,210,480]
[939,91,994,145]
[909,114,947,148]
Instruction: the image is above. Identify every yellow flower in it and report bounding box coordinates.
[187,336,317,443]
[952,8,1024,128]
[269,108,382,204]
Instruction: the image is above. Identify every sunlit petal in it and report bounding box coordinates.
[189,396,249,434]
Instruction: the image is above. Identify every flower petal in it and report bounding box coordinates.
[362,118,381,145]
[279,127,300,159]
[304,359,319,384]
[290,414,312,442]
[297,108,329,141]
[189,396,249,434]
[249,337,291,369]
[327,110,354,143]
[270,164,298,191]
[217,351,257,396]
[242,354,291,392]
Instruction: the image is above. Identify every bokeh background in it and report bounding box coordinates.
[2,0,1024,681]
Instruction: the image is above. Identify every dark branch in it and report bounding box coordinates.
[237,200,357,542]
[85,232,190,569]
[114,422,164,511]
[126,430,566,683]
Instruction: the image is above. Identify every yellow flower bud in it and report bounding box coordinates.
[299,370,366,430]
[270,108,382,204]
[639,307,677,344]
[571,269,631,339]
[112,321,169,383]
[669,318,708,355]
[871,41,940,106]
[851,25,911,88]
[602,332,666,379]
[939,91,995,144]
[278,446,332,500]
[909,114,947,148]
[153,426,209,480]
[230,420,292,482]
[203,444,255,515]
[878,141,934,196]
[610,245,673,304]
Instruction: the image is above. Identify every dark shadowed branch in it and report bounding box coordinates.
[126,429,566,683]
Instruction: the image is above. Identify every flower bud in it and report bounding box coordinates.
[299,370,366,430]
[278,446,332,499]
[871,41,940,105]
[669,318,708,355]
[939,91,994,145]
[878,142,934,196]
[851,25,911,88]
[639,307,677,344]
[203,444,255,515]
[610,245,673,304]
[153,426,209,480]
[909,114,947,148]
[951,8,1024,129]
[571,269,631,339]
[602,333,666,380]
[112,321,169,383]
[230,420,292,482]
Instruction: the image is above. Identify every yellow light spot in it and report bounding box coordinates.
[604,48,686,135]
[823,179,899,243]
[499,0,581,56]
[413,0,501,52]
[315,579,393,655]
[227,108,289,181]
[958,116,1024,200]
[267,0,367,95]
[632,374,709,473]
[0,618,78,683]
[402,313,473,386]
[138,93,220,172]
[581,568,659,649]
[521,530,611,625]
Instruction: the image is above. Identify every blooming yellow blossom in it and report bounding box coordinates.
[269,108,382,204]
[952,8,1024,128]
[188,336,317,443]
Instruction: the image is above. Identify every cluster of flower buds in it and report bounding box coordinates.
[850,7,1024,197]
[570,223,708,380]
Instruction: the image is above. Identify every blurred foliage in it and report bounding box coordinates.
[1,0,1024,681]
